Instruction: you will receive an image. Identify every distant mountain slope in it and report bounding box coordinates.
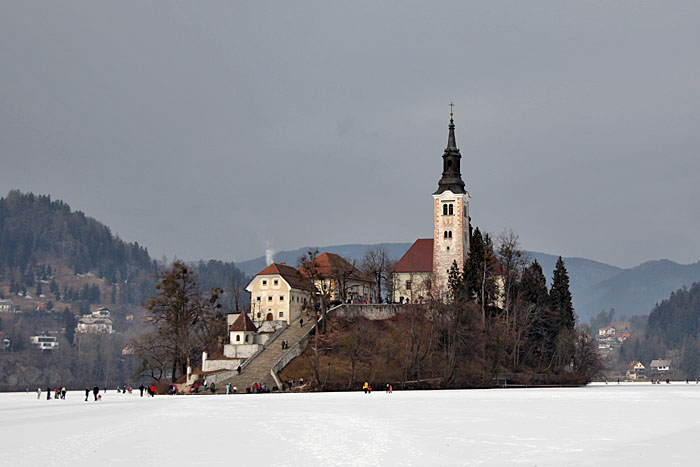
[576,260,700,319]
[236,243,413,276]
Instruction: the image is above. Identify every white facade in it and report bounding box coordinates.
[76,316,113,334]
[392,271,431,303]
[432,190,470,293]
[30,335,59,351]
[247,274,310,326]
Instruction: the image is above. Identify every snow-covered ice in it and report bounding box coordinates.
[1,383,699,466]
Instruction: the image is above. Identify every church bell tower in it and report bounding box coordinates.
[432,107,470,294]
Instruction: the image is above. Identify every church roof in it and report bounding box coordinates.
[229,312,258,332]
[299,252,371,282]
[254,263,315,292]
[392,239,434,273]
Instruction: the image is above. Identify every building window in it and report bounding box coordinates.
[236,335,240,342]
[274,279,279,286]
[449,204,454,215]
[443,204,448,215]
[268,296,272,301]
[262,280,267,286]
[256,296,261,301]
[406,280,412,290]
[448,231,452,238]
[279,295,284,301]
[257,312,261,318]
[279,311,284,318]
[245,335,249,343]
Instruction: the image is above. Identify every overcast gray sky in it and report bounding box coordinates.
[2,1,699,268]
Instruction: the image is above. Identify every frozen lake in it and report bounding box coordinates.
[1,383,699,466]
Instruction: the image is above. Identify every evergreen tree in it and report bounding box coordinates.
[520,260,557,369]
[63,307,76,346]
[549,257,575,331]
[463,228,497,325]
[520,260,548,307]
[36,282,43,297]
[447,261,464,304]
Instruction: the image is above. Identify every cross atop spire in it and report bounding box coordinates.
[447,103,457,150]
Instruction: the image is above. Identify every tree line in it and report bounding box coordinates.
[616,282,700,378]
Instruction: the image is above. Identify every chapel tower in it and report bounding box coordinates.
[432,109,470,294]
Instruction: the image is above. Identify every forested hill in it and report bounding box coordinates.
[0,191,248,310]
[647,282,700,348]
[0,190,154,284]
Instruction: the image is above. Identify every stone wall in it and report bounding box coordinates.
[328,304,414,320]
[223,343,260,359]
[203,358,242,372]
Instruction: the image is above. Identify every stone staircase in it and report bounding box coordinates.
[218,320,312,392]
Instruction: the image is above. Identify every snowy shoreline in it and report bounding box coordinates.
[2,385,699,466]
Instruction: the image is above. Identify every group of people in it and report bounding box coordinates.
[84,385,101,401]
[362,382,394,394]
[37,387,68,400]
[138,384,157,396]
[246,382,268,393]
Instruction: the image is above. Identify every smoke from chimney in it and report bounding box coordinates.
[265,248,275,266]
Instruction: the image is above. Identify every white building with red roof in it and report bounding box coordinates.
[245,262,314,325]
[299,252,373,303]
[391,238,434,303]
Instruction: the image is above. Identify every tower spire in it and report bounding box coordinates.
[434,103,466,195]
[447,102,457,149]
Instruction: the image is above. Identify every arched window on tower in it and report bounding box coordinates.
[443,204,448,215]
[444,231,448,239]
[448,231,452,238]
[449,204,454,215]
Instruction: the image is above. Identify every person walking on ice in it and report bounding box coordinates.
[36,388,41,400]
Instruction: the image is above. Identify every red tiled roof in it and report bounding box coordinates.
[299,252,371,282]
[229,312,258,332]
[393,239,433,273]
[254,263,315,292]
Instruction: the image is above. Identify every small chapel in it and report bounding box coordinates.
[392,109,471,303]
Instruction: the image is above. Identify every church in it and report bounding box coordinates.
[392,110,471,302]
